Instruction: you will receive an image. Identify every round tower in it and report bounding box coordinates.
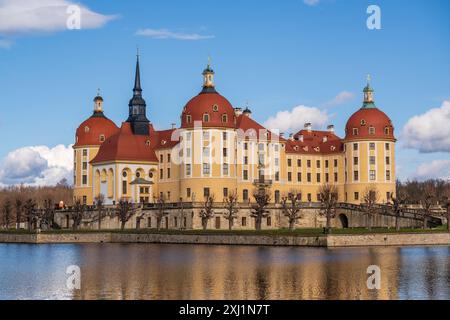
[73,92,118,205]
[343,77,396,204]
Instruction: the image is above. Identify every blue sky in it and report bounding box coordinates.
[0,0,449,185]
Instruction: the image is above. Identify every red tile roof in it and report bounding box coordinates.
[74,114,118,147]
[345,107,395,141]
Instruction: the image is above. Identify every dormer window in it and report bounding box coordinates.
[203,113,210,122]
[186,114,192,124]
[145,140,151,146]
[384,127,390,135]
[353,128,359,136]
[360,119,366,126]
[369,126,376,135]
[221,114,228,123]
[212,104,219,112]
[84,126,90,133]
[99,134,105,142]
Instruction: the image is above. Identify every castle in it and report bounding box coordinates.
[73,56,396,229]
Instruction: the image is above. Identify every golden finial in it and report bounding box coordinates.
[207,55,212,68]
[97,88,101,96]
[367,74,371,84]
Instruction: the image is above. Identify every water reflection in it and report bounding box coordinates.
[1,244,450,300]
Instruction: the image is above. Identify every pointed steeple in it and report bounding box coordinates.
[127,51,150,135]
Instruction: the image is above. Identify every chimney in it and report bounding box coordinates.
[234,108,243,116]
[304,123,312,133]
[327,124,335,133]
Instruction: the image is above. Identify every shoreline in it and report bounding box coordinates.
[1,231,450,248]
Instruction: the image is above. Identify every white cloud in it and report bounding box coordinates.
[136,28,214,40]
[0,144,73,186]
[322,91,354,108]
[402,101,450,153]
[0,38,12,48]
[412,159,450,181]
[0,0,117,34]
[304,0,320,6]
[264,105,331,134]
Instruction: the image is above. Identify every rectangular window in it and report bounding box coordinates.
[274,144,279,152]
[354,171,359,181]
[160,154,163,163]
[288,172,292,182]
[243,189,249,201]
[186,188,191,198]
[122,180,127,195]
[243,170,248,180]
[215,217,221,229]
[354,157,359,165]
[186,148,191,158]
[167,154,171,163]
[204,188,210,198]
[223,148,227,157]
[297,159,302,167]
[316,160,321,168]
[203,163,210,175]
[334,159,338,167]
[242,217,247,227]
[307,193,312,202]
[186,132,192,141]
[297,172,302,182]
[82,175,87,185]
[354,192,359,201]
[386,170,391,181]
[223,132,227,141]
[203,147,210,157]
[307,160,311,168]
[258,143,264,151]
[82,162,87,170]
[244,143,248,150]
[353,143,358,151]
[316,173,321,183]
[275,171,280,181]
[334,172,338,182]
[223,163,229,175]
[386,156,390,165]
[307,173,312,182]
[203,131,210,140]
[82,149,87,156]
[385,143,390,150]
[287,159,292,167]
[223,188,228,198]
[370,156,376,165]
[186,164,191,176]
[370,170,376,181]
[167,168,171,179]
[369,142,375,150]
[160,169,163,179]
[325,160,329,168]
[267,216,272,227]
[325,173,329,183]
[274,158,279,166]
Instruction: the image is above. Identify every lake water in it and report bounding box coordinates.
[0,243,449,300]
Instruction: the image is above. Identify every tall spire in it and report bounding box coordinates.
[127,51,150,135]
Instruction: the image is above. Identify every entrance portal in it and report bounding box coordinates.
[339,214,349,229]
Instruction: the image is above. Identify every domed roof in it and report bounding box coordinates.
[181,62,236,129]
[345,107,395,141]
[181,91,236,129]
[75,113,119,147]
[91,122,158,164]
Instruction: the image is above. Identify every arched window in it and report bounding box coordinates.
[221,114,228,123]
[384,127,390,135]
[203,113,210,122]
[353,128,359,136]
[122,171,127,178]
[186,114,192,123]
[84,126,90,133]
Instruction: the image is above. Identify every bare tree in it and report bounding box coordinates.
[117,199,135,231]
[251,187,271,231]
[2,200,12,229]
[23,199,39,231]
[223,192,239,230]
[318,184,338,234]
[281,191,303,231]
[420,182,436,229]
[199,195,215,230]
[155,194,169,231]
[72,200,85,230]
[390,187,408,231]
[362,185,379,231]
[95,194,105,230]
[42,199,55,230]
[15,198,23,230]
[440,190,450,231]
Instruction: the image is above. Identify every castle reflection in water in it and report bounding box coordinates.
[1,244,450,300]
